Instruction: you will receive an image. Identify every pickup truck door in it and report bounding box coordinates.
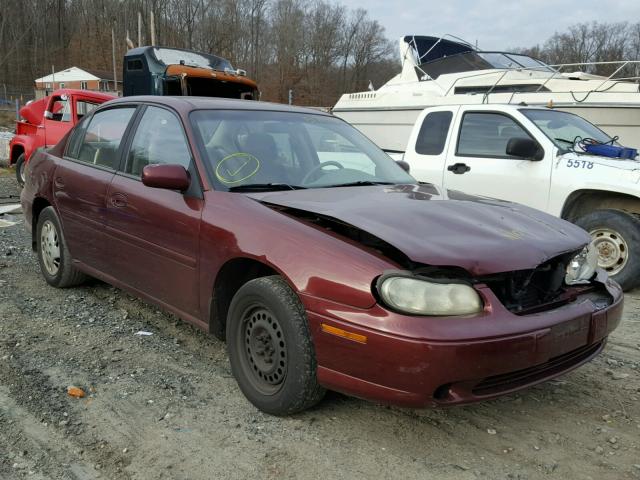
[43,95,75,147]
[404,108,457,186]
[442,110,551,211]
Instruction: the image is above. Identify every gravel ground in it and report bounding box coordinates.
[0,173,639,480]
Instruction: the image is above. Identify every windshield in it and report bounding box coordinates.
[521,109,614,149]
[190,110,415,191]
[478,52,554,72]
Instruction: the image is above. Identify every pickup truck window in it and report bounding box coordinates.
[76,107,136,169]
[415,111,453,155]
[77,100,100,119]
[456,112,533,158]
[50,97,72,122]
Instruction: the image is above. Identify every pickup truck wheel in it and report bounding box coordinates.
[575,209,640,291]
[15,154,26,187]
[226,276,325,415]
[36,207,87,288]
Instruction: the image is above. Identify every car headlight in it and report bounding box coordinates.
[377,275,483,316]
[565,243,598,285]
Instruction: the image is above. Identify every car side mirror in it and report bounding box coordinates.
[396,160,410,173]
[506,137,543,160]
[142,164,191,191]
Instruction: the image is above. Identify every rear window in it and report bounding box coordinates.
[415,111,453,155]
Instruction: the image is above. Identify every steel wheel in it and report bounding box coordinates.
[239,306,287,395]
[40,219,61,276]
[227,276,325,414]
[590,227,628,276]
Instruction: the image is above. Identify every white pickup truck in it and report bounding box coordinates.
[391,104,640,290]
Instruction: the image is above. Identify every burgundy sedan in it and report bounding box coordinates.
[21,96,623,415]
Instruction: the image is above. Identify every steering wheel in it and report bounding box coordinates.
[301,161,344,184]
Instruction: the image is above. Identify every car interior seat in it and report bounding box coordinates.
[239,132,289,183]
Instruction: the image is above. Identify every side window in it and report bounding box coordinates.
[415,111,453,155]
[76,100,99,119]
[76,107,136,168]
[64,117,90,159]
[456,112,533,158]
[48,96,72,122]
[125,106,192,177]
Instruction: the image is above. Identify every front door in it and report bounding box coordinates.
[53,106,137,270]
[105,105,203,317]
[43,95,75,146]
[443,110,551,211]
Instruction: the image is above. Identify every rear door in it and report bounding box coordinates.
[105,105,203,317]
[442,109,551,210]
[54,106,137,270]
[405,108,457,187]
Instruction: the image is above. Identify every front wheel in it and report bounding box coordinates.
[15,153,26,187]
[36,207,87,288]
[575,209,640,291]
[226,276,325,415]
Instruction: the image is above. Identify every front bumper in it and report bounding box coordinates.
[303,273,623,407]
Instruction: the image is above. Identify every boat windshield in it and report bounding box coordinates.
[521,109,614,149]
[190,109,415,191]
[419,50,554,79]
[478,53,553,71]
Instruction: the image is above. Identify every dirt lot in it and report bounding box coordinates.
[0,173,639,480]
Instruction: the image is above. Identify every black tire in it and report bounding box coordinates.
[226,275,325,415]
[15,153,26,187]
[574,209,640,291]
[36,206,87,288]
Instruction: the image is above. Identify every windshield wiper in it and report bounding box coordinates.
[322,180,396,188]
[554,137,575,145]
[228,183,307,192]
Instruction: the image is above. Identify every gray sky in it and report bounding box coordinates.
[340,0,640,52]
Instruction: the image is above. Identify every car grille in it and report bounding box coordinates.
[472,341,604,397]
[480,252,580,315]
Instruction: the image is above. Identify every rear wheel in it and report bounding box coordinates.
[36,207,87,288]
[226,276,325,415]
[574,209,640,291]
[15,153,26,187]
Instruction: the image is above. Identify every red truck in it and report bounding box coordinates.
[9,89,115,185]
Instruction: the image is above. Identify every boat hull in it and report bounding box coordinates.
[334,103,640,152]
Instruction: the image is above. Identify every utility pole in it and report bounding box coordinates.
[138,12,143,47]
[288,89,293,105]
[111,28,118,94]
[51,65,55,92]
[150,11,156,45]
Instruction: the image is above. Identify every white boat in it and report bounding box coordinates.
[333,35,640,152]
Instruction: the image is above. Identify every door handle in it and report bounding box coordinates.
[54,177,65,189]
[447,163,471,175]
[110,193,128,208]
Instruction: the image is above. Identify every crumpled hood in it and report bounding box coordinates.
[247,184,590,275]
[19,97,48,125]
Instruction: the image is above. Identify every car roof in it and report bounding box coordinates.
[105,96,332,116]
